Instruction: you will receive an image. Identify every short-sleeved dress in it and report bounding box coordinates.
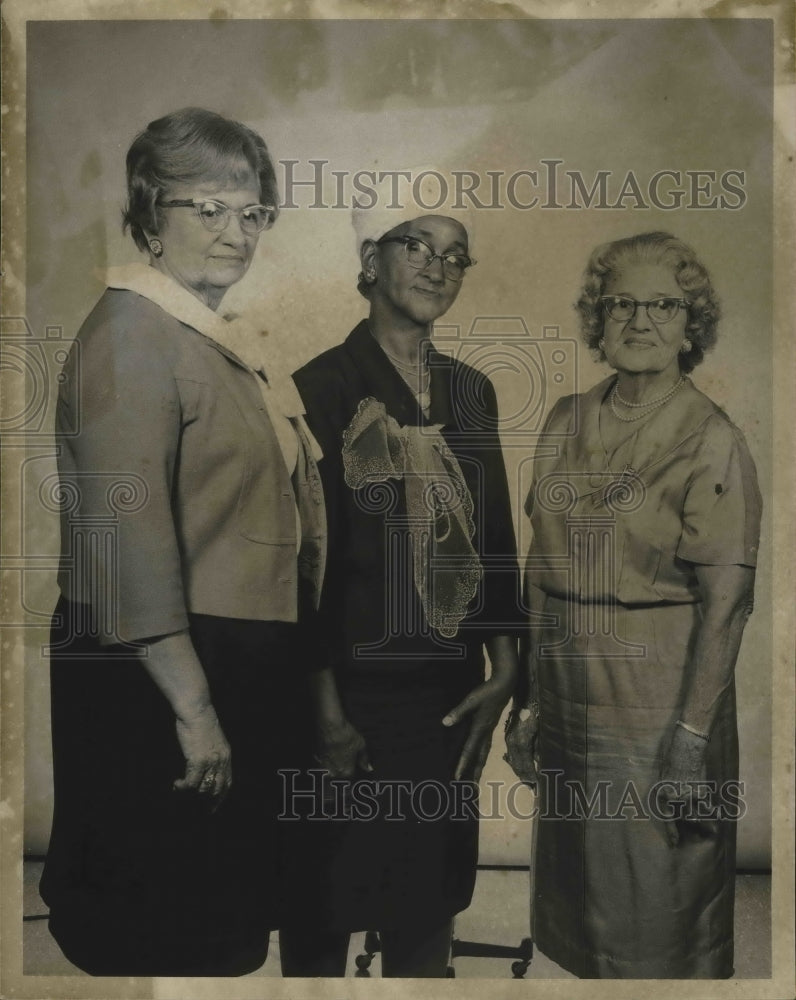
[524,375,761,979]
[289,321,523,931]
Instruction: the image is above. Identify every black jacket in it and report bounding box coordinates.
[294,320,523,672]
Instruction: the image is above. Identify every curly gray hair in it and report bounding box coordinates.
[575,231,720,374]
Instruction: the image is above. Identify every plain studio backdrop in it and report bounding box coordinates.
[21,18,772,869]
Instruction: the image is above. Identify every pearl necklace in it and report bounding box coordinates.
[609,375,685,423]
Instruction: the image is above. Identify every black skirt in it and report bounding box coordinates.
[281,653,484,932]
[40,596,311,976]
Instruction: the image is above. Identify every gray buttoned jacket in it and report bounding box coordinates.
[56,284,325,645]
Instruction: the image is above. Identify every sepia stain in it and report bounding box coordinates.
[79,150,102,187]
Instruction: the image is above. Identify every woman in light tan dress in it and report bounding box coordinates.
[505,231,761,978]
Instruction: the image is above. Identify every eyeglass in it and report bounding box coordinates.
[377,236,475,282]
[600,295,688,325]
[158,198,276,235]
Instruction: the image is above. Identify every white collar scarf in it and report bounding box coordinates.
[104,263,321,459]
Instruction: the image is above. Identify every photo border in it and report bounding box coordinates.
[1,3,794,999]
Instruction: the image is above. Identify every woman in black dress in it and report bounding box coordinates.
[280,197,521,976]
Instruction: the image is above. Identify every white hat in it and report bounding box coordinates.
[351,166,475,257]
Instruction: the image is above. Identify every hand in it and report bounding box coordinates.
[173,702,232,811]
[314,717,373,780]
[656,723,714,848]
[503,706,540,787]
[443,674,514,782]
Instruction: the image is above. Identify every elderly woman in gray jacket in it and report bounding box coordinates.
[40,107,324,977]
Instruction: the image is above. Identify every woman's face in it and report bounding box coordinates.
[601,261,688,380]
[153,167,262,309]
[370,215,468,328]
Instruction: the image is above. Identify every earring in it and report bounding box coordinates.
[680,339,692,353]
[365,268,376,283]
[598,338,605,350]
[148,238,163,258]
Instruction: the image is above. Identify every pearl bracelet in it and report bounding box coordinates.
[676,719,710,742]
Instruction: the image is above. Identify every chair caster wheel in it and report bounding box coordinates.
[355,930,380,976]
[511,959,530,978]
